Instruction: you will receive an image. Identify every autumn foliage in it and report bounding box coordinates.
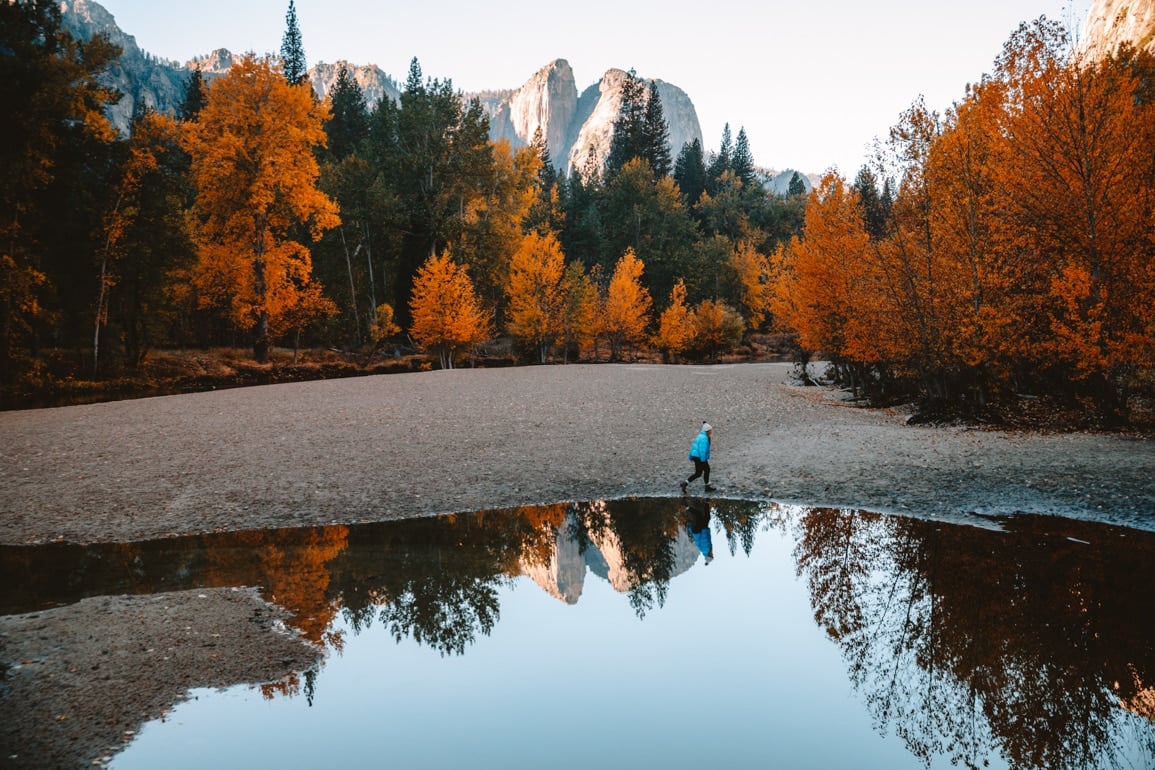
[182,54,339,363]
[770,21,1155,420]
[408,250,492,369]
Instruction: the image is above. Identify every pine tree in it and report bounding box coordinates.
[525,126,564,236]
[180,66,206,121]
[674,138,708,207]
[787,171,807,197]
[642,81,672,178]
[852,166,890,238]
[707,124,733,194]
[280,0,307,87]
[731,127,756,189]
[326,64,368,159]
[604,69,648,182]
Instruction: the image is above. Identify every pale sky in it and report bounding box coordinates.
[96,0,1092,176]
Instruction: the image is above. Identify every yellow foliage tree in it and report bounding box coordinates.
[182,54,340,362]
[654,279,695,361]
[558,260,599,363]
[458,139,542,320]
[730,240,774,330]
[506,231,566,362]
[692,298,745,359]
[409,251,492,369]
[603,248,652,361]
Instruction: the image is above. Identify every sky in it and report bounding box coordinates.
[95,0,1092,176]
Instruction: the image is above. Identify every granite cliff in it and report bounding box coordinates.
[1081,0,1155,58]
[58,0,703,173]
[474,59,703,173]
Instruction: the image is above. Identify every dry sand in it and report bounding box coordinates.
[1,362,1153,769]
[2,362,1153,543]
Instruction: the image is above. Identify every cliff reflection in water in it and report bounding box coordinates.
[3,499,1154,768]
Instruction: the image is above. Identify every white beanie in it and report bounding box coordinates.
[701,422,712,432]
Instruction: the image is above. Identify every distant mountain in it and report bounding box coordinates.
[761,168,816,196]
[473,59,703,173]
[1081,0,1155,59]
[58,0,189,134]
[59,0,717,175]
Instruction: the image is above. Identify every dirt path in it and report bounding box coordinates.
[2,362,1152,543]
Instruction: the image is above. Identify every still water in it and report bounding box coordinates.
[3,499,1154,769]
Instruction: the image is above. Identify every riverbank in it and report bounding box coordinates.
[3,362,1153,769]
[3,362,1153,544]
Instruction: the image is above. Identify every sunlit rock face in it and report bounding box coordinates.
[562,69,703,175]
[58,0,188,134]
[61,0,705,168]
[477,59,578,169]
[58,1,400,136]
[474,62,704,174]
[309,60,401,108]
[1081,0,1155,58]
[584,524,701,594]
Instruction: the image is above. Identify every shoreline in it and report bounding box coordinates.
[2,362,1153,769]
[2,363,1152,544]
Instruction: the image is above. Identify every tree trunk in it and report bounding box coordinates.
[253,221,269,363]
[339,226,361,345]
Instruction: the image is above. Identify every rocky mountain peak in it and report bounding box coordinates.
[476,61,703,174]
[58,0,706,175]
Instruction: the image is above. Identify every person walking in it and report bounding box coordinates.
[680,421,715,493]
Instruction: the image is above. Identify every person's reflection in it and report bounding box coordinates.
[684,498,714,565]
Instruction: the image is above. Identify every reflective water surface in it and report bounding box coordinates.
[3,499,1154,769]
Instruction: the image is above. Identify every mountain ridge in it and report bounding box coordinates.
[58,0,820,184]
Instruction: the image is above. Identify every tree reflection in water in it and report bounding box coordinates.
[792,508,1155,770]
[2,500,1153,768]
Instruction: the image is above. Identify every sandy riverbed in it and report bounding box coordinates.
[1,363,1153,768]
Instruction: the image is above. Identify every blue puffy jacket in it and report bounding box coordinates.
[689,429,711,461]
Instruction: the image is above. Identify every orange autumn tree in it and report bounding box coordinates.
[654,279,695,361]
[458,139,542,321]
[603,248,652,361]
[770,174,876,366]
[692,298,745,360]
[921,77,1031,391]
[183,54,339,363]
[409,250,492,369]
[994,20,1155,398]
[730,240,774,330]
[506,231,565,362]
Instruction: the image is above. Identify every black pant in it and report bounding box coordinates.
[688,458,710,485]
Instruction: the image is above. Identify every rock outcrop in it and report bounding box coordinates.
[59,0,705,173]
[309,60,401,107]
[476,59,578,169]
[472,60,703,173]
[1080,0,1155,59]
[58,0,189,134]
